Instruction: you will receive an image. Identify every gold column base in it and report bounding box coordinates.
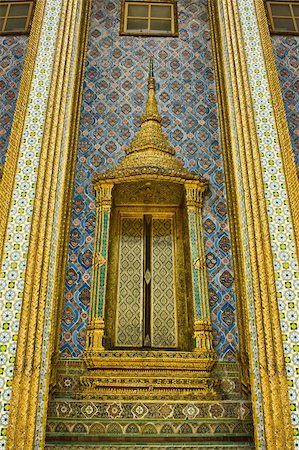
[194,319,217,361]
[86,318,105,351]
[80,350,220,400]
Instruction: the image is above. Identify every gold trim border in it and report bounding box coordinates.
[208,0,251,396]
[49,0,91,409]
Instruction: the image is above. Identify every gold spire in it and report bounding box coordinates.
[94,59,203,183]
[125,58,175,156]
[140,57,161,124]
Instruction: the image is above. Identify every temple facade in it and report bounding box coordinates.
[0,1,298,449]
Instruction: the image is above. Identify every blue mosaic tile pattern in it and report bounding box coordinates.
[60,0,238,360]
[0,35,28,171]
[272,35,299,166]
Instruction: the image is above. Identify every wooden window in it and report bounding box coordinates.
[0,1,34,35]
[267,1,299,34]
[120,0,178,36]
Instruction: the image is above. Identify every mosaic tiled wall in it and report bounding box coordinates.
[59,0,238,359]
[0,35,28,171]
[272,35,299,166]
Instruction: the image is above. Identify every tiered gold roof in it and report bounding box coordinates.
[94,59,202,184]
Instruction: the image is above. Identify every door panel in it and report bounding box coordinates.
[116,217,143,347]
[151,218,177,348]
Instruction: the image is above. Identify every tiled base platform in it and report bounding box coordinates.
[45,361,254,448]
[45,399,254,448]
[45,445,254,449]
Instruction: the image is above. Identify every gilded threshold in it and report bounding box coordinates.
[210,0,293,448]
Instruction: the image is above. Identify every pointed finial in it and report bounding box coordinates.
[141,57,160,124]
[149,57,154,78]
[148,57,156,91]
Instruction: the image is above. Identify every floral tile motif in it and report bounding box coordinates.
[271,36,299,166]
[60,0,238,360]
[0,35,28,171]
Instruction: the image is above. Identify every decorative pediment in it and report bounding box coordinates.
[93,59,206,187]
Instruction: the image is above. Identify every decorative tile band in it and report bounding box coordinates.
[98,209,110,317]
[33,1,88,446]
[0,0,63,446]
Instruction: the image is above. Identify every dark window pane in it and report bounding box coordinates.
[270,4,291,16]
[296,19,299,30]
[128,4,148,17]
[127,18,148,31]
[273,17,295,30]
[5,17,27,31]
[0,18,4,30]
[293,6,299,16]
[151,5,171,18]
[150,19,172,32]
[9,4,30,16]
[0,5,7,16]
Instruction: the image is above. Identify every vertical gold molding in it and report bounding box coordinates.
[86,182,114,353]
[253,0,299,258]
[35,2,91,446]
[0,0,46,265]
[208,0,251,397]
[210,0,293,448]
[5,1,91,448]
[184,182,216,358]
[50,0,91,395]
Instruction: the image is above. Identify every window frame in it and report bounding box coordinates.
[120,0,178,37]
[266,1,299,34]
[0,0,34,35]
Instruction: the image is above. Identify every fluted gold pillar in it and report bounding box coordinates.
[209,0,297,448]
[0,1,91,448]
[185,181,216,361]
[86,182,113,352]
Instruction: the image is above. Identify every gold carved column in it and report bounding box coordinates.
[86,182,113,352]
[0,1,91,448]
[185,181,216,361]
[209,0,297,448]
